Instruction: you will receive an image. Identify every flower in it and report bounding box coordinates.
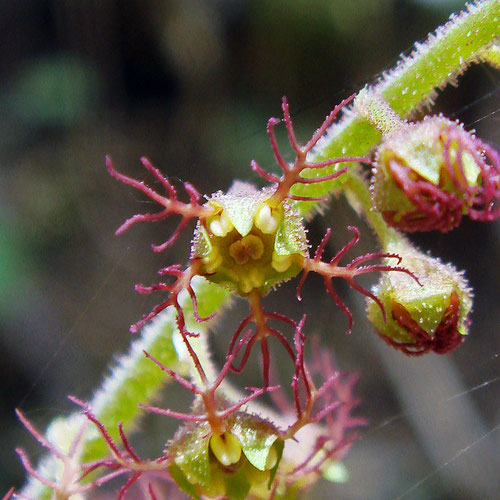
[191,181,307,296]
[167,412,283,499]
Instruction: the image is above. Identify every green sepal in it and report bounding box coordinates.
[210,182,274,236]
[268,440,284,489]
[229,413,280,471]
[224,466,252,500]
[171,422,211,489]
[260,262,303,295]
[191,223,212,258]
[169,464,201,500]
[480,40,500,68]
[274,202,307,257]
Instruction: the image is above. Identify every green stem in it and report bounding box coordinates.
[342,169,401,247]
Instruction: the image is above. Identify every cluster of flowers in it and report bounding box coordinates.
[12,89,499,499]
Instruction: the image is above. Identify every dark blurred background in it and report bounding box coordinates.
[0,0,498,498]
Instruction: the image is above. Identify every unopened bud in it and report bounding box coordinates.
[367,240,473,355]
[371,116,500,232]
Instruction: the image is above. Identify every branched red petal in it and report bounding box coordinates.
[324,278,354,335]
[119,423,141,463]
[227,295,301,385]
[217,385,280,419]
[251,159,281,183]
[383,290,465,355]
[15,448,59,489]
[304,94,355,151]
[15,410,65,461]
[130,263,202,336]
[383,159,465,232]
[187,284,216,322]
[281,327,365,479]
[253,96,367,204]
[143,350,198,394]
[107,155,208,251]
[329,226,359,265]
[304,226,420,333]
[118,472,142,500]
[148,483,158,500]
[69,396,125,459]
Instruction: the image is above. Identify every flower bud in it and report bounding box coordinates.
[371,116,500,232]
[366,240,473,355]
[192,181,307,296]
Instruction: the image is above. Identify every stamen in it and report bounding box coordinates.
[245,465,270,484]
[239,277,254,294]
[265,445,278,469]
[203,246,223,273]
[209,210,234,237]
[272,253,292,273]
[255,204,280,234]
[248,267,265,288]
[210,432,242,466]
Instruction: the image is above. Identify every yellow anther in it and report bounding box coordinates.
[209,219,225,237]
[272,253,292,273]
[219,210,234,233]
[255,204,279,234]
[245,464,270,485]
[238,267,265,294]
[203,246,223,273]
[209,210,234,237]
[210,432,242,466]
[206,469,226,498]
[239,277,254,294]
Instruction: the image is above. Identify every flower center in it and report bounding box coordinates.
[229,235,265,264]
